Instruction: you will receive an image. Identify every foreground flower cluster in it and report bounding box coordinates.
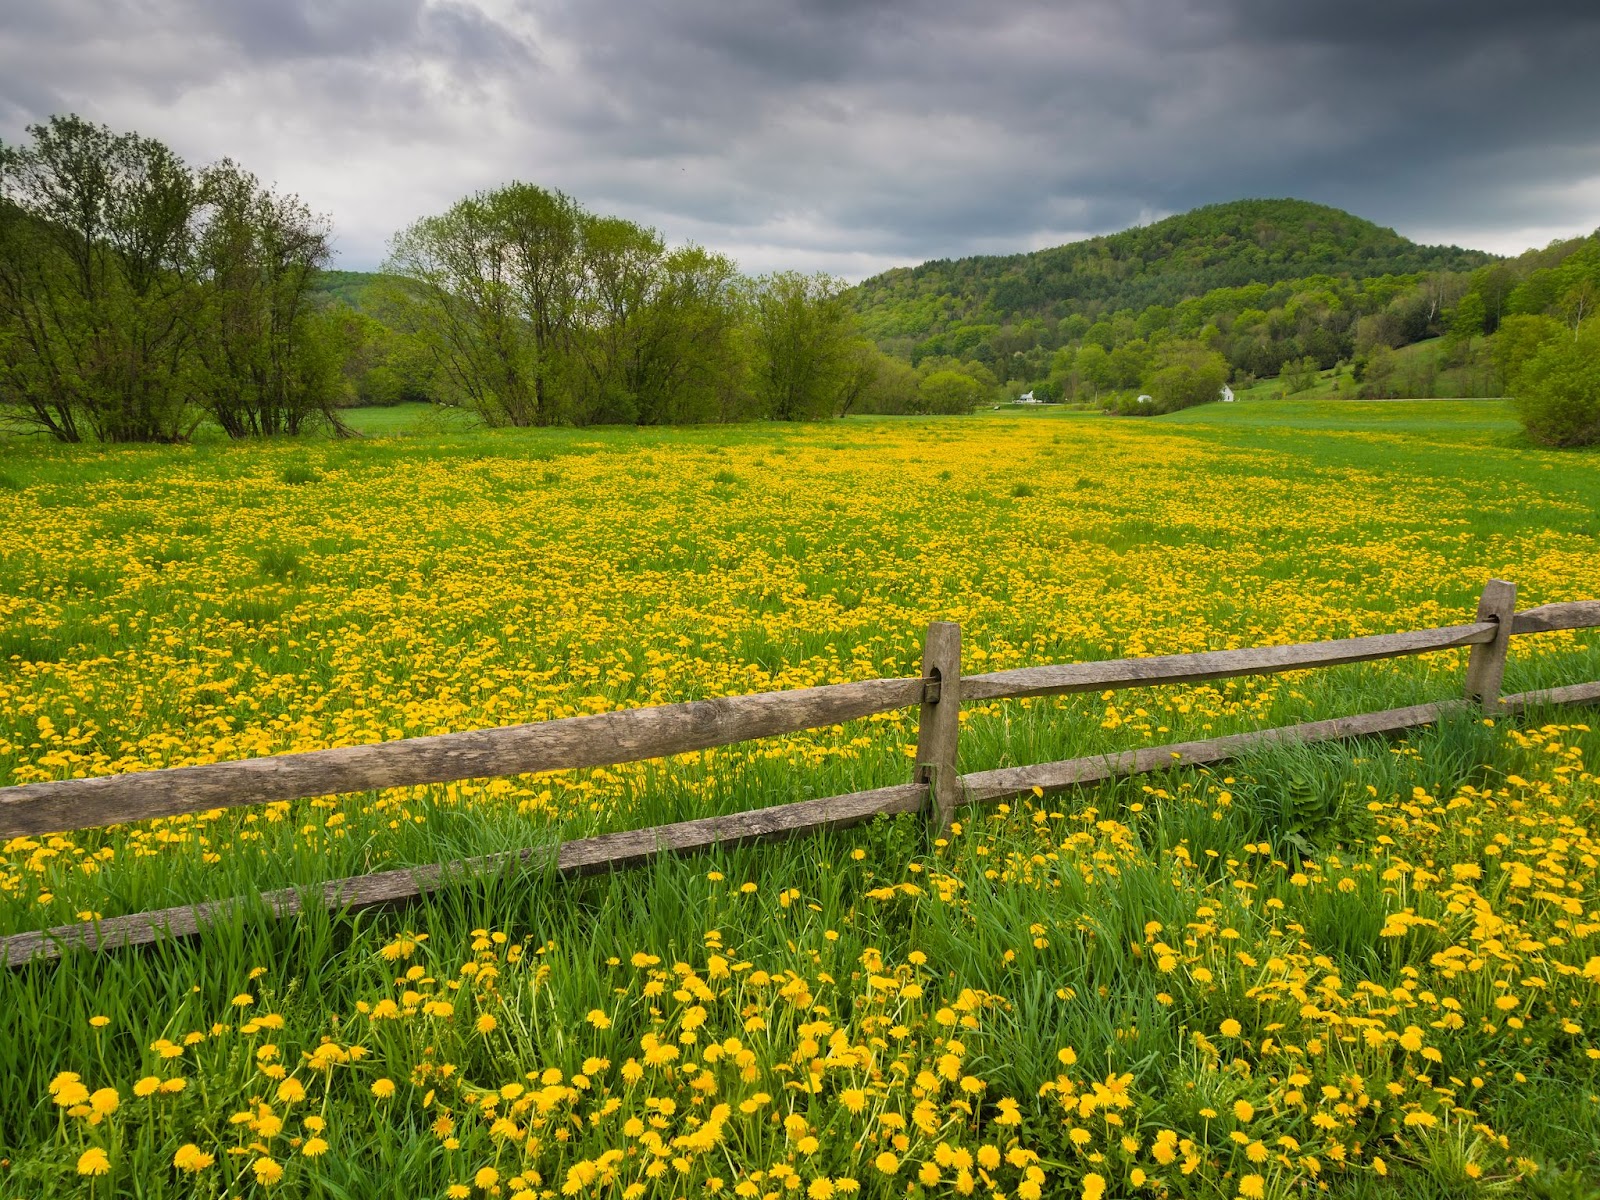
[30,718,1600,1197]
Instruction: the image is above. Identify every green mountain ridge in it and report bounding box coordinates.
[851,198,1497,346]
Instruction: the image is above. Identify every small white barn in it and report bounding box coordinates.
[1220,384,1236,403]
[1016,390,1042,405]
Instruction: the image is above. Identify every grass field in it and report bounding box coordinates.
[1,400,1598,1198]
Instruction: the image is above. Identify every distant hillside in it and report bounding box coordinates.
[310,269,388,310]
[852,199,1497,344]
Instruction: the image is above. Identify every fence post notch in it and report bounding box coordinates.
[1465,579,1517,713]
[914,622,963,831]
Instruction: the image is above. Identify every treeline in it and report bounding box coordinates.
[1,116,962,443]
[853,199,1492,350]
[873,230,1600,432]
[0,116,342,442]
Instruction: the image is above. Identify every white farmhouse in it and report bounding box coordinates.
[1220,384,1235,403]
[1016,390,1041,405]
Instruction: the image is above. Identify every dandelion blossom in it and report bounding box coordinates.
[173,1144,214,1172]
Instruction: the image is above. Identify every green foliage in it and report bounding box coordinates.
[853,199,1491,346]
[1510,321,1600,446]
[746,271,856,421]
[0,116,344,443]
[1141,341,1230,413]
[916,368,984,415]
[386,186,765,427]
[1280,355,1319,394]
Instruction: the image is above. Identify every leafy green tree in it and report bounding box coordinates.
[1280,356,1318,393]
[386,183,581,427]
[1072,343,1113,400]
[747,272,854,420]
[1139,341,1229,414]
[191,161,340,436]
[0,115,201,441]
[1448,292,1487,347]
[1493,314,1563,394]
[915,369,983,415]
[1511,321,1600,446]
[631,246,749,424]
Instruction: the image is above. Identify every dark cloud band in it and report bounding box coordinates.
[2,0,1597,273]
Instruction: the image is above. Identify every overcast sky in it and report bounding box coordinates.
[4,0,1599,278]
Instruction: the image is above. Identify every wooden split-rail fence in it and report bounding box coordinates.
[2,580,1598,967]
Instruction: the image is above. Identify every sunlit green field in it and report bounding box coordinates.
[1,400,1598,1198]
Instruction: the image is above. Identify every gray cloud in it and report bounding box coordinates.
[2,0,1597,275]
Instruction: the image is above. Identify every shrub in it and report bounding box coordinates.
[1511,323,1600,447]
[916,369,983,415]
[279,463,321,486]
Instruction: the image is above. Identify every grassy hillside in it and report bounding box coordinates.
[852,199,1495,343]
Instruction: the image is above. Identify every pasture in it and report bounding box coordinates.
[1,400,1598,1198]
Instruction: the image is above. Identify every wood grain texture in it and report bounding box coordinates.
[1500,680,1600,712]
[914,622,964,831]
[1511,601,1600,635]
[0,676,926,838]
[9,673,1599,969]
[960,622,1498,703]
[0,783,925,966]
[959,701,1455,803]
[1465,580,1517,712]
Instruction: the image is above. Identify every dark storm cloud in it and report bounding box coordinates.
[2,0,1597,273]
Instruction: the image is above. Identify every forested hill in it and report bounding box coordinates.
[852,199,1496,345]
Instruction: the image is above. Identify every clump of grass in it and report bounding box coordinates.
[279,463,321,486]
[1011,482,1036,497]
[256,545,304,581]
[1071,475,1093,489]
[710,469,739,485]
[0,470,22,491]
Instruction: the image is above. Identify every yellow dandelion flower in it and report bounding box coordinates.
[173,1144,214,1172]
[252,1157,283,1186]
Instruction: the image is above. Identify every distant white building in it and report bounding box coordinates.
[1016,390,1041,405]
[1220,384,1235,403]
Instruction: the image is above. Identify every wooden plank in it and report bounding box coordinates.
[0,783,925,966]
[959,622,1498,703]
[9,675,1599,969]
[1512,601,1600,635]
[0,676,926,838]
[1500,679,1600,712]
[959,679,1600,806]
[1465,580,1517,712]
[959,701,1452,803]
[913,622,965,831]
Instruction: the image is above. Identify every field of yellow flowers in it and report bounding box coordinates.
[1,399,1598,1198]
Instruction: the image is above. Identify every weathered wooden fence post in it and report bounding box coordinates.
[914,622,963,831]
[1465,579,1517,713]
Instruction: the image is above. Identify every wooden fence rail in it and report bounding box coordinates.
[3,580,1599,966]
